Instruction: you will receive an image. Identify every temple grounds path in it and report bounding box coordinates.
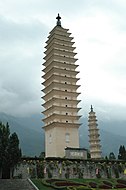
[0,179,36,190]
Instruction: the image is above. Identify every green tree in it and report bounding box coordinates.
[118,145,126,160]
[105,156,108,160]
[0,122,21,178]
[109,152,116,160]
[0,122,10,178]
[39,152,45,158]
[87,150,91,159]
[122,145,126,160]
[8,132,22,177]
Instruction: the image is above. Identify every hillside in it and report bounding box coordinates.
[0,112,126,157]
[0,112,44,156]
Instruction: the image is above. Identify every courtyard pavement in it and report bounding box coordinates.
[0,179,36,190]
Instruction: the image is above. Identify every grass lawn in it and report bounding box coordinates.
[31,178,126,190]
[32,179,56,190]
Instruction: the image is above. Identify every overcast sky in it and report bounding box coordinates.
[0,0,126,121]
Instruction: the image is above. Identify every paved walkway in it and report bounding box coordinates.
[0,179,36,190]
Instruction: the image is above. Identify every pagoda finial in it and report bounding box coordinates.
[91,105,93,112]
[56,13,61,27]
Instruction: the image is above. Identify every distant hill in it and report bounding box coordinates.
[79,124,126,156]
[0,112,126,157]
[79,117,126,156]
[0,112,44,156]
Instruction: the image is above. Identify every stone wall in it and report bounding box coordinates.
[14,158,126,179]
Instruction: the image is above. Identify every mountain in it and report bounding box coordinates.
[79,117,126,156]
[0,112,45,156]
[79,125,126,156]
[0,112,126,157]
[99,119,126,137]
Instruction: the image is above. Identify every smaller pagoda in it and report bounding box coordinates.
[88,105,102,159]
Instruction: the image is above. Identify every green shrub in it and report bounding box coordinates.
[78,172,83,179]
[41,179,52,187]
[67,186,94,190]
[67,186,91,190]
[114,167,119,178]
[17,173,22,179]
[30,168,36,178]
[65,172,70,179]
[47,169,52,178]
[36,163,44,178]
[96,172,101,178]
[76,186,92,190]
[67,187,76,190]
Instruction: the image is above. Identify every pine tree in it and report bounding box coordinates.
[118,145,126,160]
[8,132,22,177]
[0,122,22,178]
[122,145,126,160]
[109,152,116,160]
[0,122,10,170]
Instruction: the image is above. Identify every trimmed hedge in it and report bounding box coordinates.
[76,186,92,190]
[117,179,126,185]
[67,187,76,190]
[67,186,92,190]
[102,180,113,187]
[89,182,97,188]
[98,184,112,189]
[116,183,126,188]
[54,181,86,187]
[42,178,126,190]
[42,179,89,190]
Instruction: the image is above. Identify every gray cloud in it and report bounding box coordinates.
[0,15,48,116]
[0,0,126,119]
[0,16,48,43]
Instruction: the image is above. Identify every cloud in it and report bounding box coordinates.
[0,0,126,119]
[0,15,48,116]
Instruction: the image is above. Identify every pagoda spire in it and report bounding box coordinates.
[56,13,61,27]
[91,105,93,112]
[88,107,102,159]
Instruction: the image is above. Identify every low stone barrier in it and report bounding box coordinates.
[13,158,126,179]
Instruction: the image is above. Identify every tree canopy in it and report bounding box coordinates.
[109,152,116,160]
[0,122,22,178]
[118,145,126,160]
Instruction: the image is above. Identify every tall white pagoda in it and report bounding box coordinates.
[42,14,81,157]
[88,105,102,159]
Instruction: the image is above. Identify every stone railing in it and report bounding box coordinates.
[14,157,126,179]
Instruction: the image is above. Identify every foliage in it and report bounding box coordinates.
[96,172,101,179]
[109,152,116,160]
[32,179,54,190]
[0,122,10,168]
[8,132,22,168]
[78,171,83,179]
[67,187,92,190]
[0,122,21,178]
[98,184,112,189]
[33,178,126,190]
[87,150,91,159]
[113,165,119,178]
[75,186,92,190]
[89,182,97,188]
[103,180,113,187]
[64,167,70,179]
[47,168,52,178]
[118,145,126,160]
[105,156,108,160]
[116,183,126,188]
[117,179,126,185]
[39,152,45,158]
[36,162,44,178]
